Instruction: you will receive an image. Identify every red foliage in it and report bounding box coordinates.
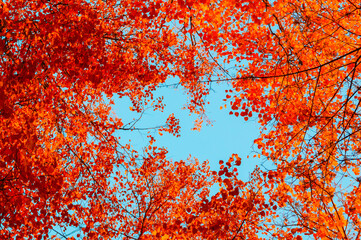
[2,0,361,239]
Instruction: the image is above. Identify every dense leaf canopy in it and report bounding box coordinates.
[1,0,361,239]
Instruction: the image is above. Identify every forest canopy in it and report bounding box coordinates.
[1,0,361,239]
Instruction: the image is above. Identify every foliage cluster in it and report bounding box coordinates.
[1,0,361,239]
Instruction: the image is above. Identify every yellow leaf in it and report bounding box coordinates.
[161,234,169,240]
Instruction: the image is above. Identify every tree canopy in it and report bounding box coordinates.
[1,0,361,239]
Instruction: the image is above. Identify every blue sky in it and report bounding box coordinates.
[112,81,262,184]
[53,83,262,238]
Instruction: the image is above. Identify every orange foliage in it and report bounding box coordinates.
[1,0,361,239]
[218,0,361,238]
